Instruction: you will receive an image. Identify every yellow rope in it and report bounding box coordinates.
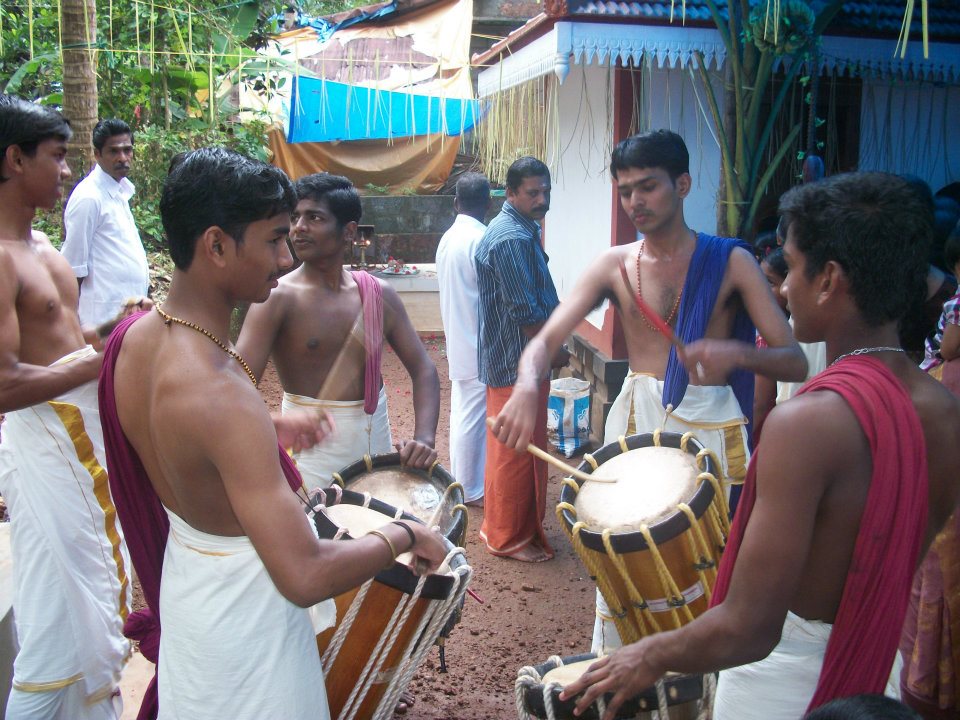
[677,502,717,604]
[582,453,598,471]
[601,528,658,638]
[618,435,630,453]
[636,525,695,627]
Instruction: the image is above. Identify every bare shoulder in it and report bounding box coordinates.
[726,246,765,282]
[761,390,863,473]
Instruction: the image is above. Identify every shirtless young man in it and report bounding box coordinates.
[559,172,960,719]
[238,173,441,486]
[0,96,133,718]
[102,148,447,720]
[493,130,806,651]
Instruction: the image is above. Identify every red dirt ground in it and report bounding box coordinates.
[257,336,598,720]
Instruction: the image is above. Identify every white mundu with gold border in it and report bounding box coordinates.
[0,347,132,716]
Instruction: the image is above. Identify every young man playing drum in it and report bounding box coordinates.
[238,173,441,486]
[492,130,806,651]
[99,148,448,720]
[557,172,960,719]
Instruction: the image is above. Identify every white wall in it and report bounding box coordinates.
[858,79,960,191]
[544,62,615,323]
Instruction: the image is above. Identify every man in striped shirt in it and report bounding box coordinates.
[474,156,568,562]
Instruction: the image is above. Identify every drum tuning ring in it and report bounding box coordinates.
[667,596,686,608]
[694,559,715,570]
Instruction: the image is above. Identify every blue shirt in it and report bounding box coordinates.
[474,202,560,387]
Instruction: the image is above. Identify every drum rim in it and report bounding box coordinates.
[312,487,463,600]
[522,652,705,719]
[334,453,466,543]
[558,432,720,553]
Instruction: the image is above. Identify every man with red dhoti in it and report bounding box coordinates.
[556,172,960,719]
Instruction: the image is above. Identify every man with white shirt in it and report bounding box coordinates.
[436,173,490,504]
[61,118,149,326]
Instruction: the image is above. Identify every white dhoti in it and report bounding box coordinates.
[0,347,131,719]
[448,377,486,502]
[282,386,393,488]
[592,372,749,655]
[713,611,901,719]
[158,509,329,720]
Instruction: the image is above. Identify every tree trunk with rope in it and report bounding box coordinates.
[61,0,98,195]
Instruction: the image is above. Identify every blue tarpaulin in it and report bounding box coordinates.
[287,75,481,143]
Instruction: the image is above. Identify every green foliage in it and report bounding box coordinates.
[128,120,271,252]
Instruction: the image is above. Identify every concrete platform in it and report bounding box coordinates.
[373,264,442,335]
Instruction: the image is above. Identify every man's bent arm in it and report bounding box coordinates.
[237,292,287,381]
[683,249,806,384]
[383,285,440,453]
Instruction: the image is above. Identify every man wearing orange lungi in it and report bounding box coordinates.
[474,156,568,563]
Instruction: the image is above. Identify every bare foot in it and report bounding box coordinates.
[396,691,415,714]
[504,544,554,563]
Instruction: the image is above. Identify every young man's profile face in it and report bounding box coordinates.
[289,197,350,263]
[506,174,550,222]
[232,212,294,303]
[615,166,688,235]
[22,138,71,210]
[780,230,820,344]
[94,133,134,182]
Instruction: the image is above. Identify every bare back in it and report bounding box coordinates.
[0,233,86,365]
[113,311,274,536]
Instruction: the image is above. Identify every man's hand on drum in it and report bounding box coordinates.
[396,439,438,469]
[680,339,745,386]
[490,383,539,450]
[403,522,449,575]
[559,642,662,720]
[272,409,336,454]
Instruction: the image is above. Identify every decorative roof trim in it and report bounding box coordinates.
[477,21,959,98]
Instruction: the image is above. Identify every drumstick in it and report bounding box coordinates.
[485,418,617,484]
[618,261,685,350]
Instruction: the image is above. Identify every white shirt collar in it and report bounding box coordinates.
[90,162,136,201]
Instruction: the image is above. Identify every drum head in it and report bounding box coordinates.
[574,446,699,533]
[558,432,720,554]
[522,653,704,720]
[336,453,465,544]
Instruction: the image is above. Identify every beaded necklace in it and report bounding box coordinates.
[636,240,682,333]
[155,305,258,387]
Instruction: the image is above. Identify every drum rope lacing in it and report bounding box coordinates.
[313,490,473,720]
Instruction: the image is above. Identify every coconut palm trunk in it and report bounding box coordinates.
[61,0,98,194]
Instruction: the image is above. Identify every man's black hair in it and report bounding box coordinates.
[802,693,921,719]
[610,129,689,183]
[0,94,72,183]
[92,118,133,151]
[160,147,296,270]
[763,247,788,279]
[294,173,362,229]
[456,172,490,216]
[754,230,779,261]
[779,172,930,327]
[505,156,549,192]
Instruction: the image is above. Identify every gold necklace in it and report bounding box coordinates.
[155,305,258,387]
[636,240,682,332]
